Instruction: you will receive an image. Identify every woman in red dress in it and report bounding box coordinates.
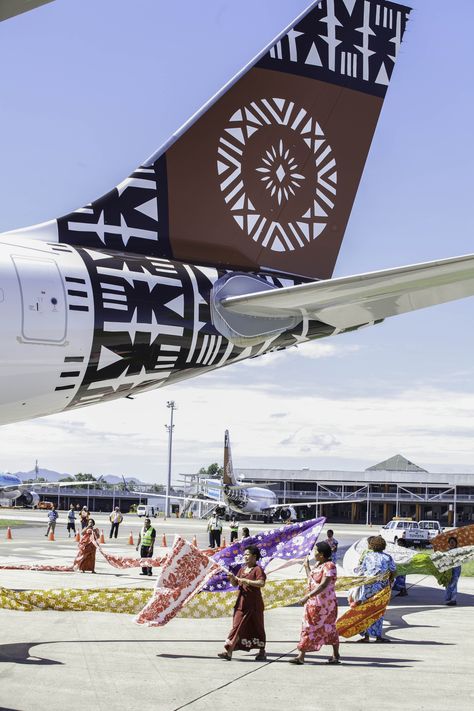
[289,541,340,665]
[218,545,267,661]
[74,519,100,573]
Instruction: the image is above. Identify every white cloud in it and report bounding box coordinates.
[2,380,474,481]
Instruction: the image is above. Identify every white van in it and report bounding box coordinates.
[137,504,158,518]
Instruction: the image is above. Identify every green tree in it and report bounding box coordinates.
[197,463,223,479]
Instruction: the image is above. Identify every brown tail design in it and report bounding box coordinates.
[56,0,410,279]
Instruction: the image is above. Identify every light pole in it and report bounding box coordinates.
[165,400,177,519]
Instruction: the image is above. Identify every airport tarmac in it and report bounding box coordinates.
[0,512,473,711]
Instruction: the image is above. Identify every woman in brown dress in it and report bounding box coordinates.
[218,544,267,661]
[74,518,99,573]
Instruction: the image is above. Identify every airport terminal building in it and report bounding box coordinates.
[23,454,474,526]
[234,454,474,525]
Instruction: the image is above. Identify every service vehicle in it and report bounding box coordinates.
[379,519,431,547]
[136,504,158,518]
[418,520,443,539]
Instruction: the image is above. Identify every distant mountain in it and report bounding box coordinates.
[9,468,147,485]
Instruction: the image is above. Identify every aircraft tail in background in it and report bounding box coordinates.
[7,0,411,280]
[223,430,238,487]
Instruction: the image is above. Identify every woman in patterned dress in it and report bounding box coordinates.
[289,541,340,665]
[357,535,396,642]
[217,545,267,661]
[74,519,100,573]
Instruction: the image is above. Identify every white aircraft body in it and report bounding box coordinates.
[1,0,474,429]
[0,471,87,507]
[155,431,357,520]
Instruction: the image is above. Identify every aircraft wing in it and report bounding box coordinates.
[268,499,364,510]
[125,492,223,505]
[220,254,474,330]
[0,1,54,22]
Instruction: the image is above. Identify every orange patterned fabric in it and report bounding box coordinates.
[431,524,474,552]
[336,585,391,639]
[135,537,220,627]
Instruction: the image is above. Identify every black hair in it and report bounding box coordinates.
[241,527,250,538]
[315,541,332,560]
[89,518,95,526]
[244,544,261,560]
[327,529,334,536]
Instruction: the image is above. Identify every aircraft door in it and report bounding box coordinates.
[12,256,67,343]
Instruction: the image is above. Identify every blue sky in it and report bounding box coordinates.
[1,0,474,481]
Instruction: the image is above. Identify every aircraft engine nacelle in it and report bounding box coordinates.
[16,491,40,508]
[276,507,297,522]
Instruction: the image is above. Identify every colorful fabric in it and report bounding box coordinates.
[431,545,474,572]
[432,524,474,551]
[336,585,391,639]
[0,536,166,572]
[0,585,151,612]
[0,573,387,616]
[298,561,338,652]
[135,537,220,627]
[203,517,325,592]
[357,551,395,637]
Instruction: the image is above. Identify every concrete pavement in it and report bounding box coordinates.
[0,516,472,710]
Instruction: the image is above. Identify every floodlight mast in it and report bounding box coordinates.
[165,401,177,519]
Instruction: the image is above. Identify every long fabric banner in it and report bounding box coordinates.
[336,585,392,639]
[203,517,326,592]
[0,573,386,616]
[0,536,166,572]
[135,537,221,626]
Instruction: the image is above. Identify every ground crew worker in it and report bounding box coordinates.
[109,506,123,538]
[229,517,239,543]
[207,512,223,548]
[136,518,156,576]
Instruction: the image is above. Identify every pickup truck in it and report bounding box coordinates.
[418,520,443,539]
[379,520,431,547]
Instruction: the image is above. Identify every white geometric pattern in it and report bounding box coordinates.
[217,97,337,252]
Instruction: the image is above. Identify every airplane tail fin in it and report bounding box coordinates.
[223,430,237,486]
[10,0,410,280]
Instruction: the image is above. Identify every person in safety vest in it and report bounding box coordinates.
[136,518,156,576]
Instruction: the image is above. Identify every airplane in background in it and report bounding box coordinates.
[1,0,474,428]
[148,430,360,521]
[0,463,90,507]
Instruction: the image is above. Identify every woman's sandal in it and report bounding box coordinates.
[217,652,232,661]
[374,637,391,643]
[289,658,304,665]
[255,652,267,661]
[327,657,341,664]
[357,637,370,643]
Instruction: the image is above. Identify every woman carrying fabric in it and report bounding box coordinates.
[217,544,266,661]
[74,519,100,573]
[290,541,340,665]
[357,535,396,642]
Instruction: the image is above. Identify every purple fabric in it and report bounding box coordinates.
[202,517,326,592]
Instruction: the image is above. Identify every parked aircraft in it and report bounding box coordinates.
[147,430,359,520]
[2,0,474,428]
[0,471,89,507]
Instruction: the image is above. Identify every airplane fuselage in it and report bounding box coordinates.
[0,235,337,426]
[204,480,278,515]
